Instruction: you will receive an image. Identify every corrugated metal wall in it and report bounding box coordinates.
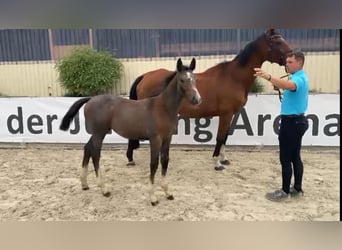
[0,29,339,96]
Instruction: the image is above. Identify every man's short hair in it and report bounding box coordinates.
[287,48,305,64]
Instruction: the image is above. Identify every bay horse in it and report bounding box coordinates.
[127,29,292,171]
[59,58,201,206]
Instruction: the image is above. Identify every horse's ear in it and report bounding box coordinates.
[177,58,183,71]
[189,57,196,70]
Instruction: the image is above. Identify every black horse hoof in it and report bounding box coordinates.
[167,195,174,200]
[151,200,159,206]
[82,187,90,191]
[214,166,225,171]
[126,161,136,166]
[220,159,230,165]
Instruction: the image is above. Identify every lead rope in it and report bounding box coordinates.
[274,74,290,102]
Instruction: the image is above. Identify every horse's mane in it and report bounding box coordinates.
[235,39,258,66]
[205,37,259,72]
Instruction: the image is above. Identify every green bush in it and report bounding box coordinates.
[56,47,123,96]
[250,77,264,93]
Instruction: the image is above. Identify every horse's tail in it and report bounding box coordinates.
[60,97,91,131]
[127,75,144,152]
[129,75,144,100]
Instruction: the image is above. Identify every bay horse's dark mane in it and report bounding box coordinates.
[208,36,260,71]
[235,39,258,66]
[147,72,176,97]
[164,71,177,85]
[235,31,282,67]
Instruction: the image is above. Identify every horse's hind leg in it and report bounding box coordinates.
[80,139,92,190]
[160,138,174,201]
[91,133,111,197]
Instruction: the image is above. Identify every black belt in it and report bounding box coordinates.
[281,114,304,118]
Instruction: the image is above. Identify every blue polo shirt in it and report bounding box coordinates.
[281,69,309,115]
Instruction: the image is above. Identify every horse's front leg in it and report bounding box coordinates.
[212,113,233,171]
[160,138,174,201]
[149,138,162,206]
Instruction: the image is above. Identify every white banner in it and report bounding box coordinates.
[0,94,339,146]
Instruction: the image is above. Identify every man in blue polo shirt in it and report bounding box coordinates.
[254,49,309,201]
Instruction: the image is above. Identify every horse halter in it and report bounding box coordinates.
[267,34,282,47]
[265,34,288,66]
[265,33,290,102]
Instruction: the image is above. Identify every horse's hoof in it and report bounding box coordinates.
[220,159,230,165]
[103,191,111,197]
[167,195,174,200]
[126,161,136,166]
[214,166,225,171]
[151,200,159,206]
[82,187,89,191]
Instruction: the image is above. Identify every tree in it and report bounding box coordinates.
[250,77,264,93]
[56,47,123,96]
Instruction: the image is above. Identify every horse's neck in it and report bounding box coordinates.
[159,77,183,115]
[235,51,265,69]
[229,51,265,90]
